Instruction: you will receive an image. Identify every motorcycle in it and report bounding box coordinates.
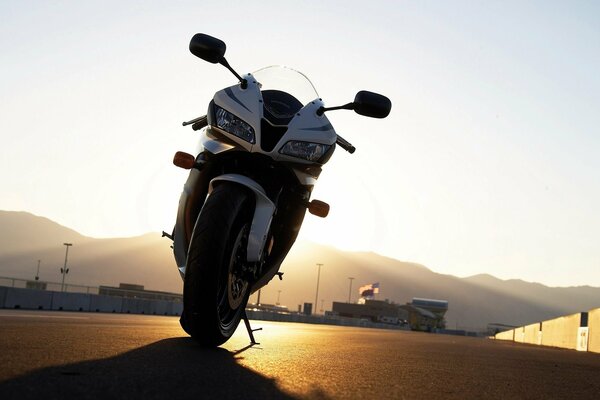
[167,33,391,346]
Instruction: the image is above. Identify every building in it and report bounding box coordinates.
[99,283,182,302]
[404,298,448,331]
[332,299,408,324]
[303,303,313,315]
[26,280,47,290]
[327,296,451,331]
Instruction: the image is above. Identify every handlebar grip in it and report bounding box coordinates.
[191,116,208,131]
[336,136,356,154]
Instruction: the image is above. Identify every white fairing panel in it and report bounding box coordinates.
[197,126,236,155]
[209,174,275,262]
[274,99,337,160]
[212,77,263,152]
[211,74,337,164]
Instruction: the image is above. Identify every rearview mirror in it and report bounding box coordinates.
[353,91,392,119]
[189,33,226,64]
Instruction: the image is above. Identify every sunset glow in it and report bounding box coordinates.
[1,1,599,287]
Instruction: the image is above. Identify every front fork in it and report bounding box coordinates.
[208,174,276,264]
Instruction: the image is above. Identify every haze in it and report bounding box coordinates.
[1,1,599,287]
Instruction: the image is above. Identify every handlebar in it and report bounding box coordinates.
[336,135,356,154]
[182,115,208,131]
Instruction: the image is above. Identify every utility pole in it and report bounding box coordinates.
[347,277,354,303]
[314,263,323,315]
[277,290,282,305]
[60,243,72,292]
[35,259,41,281]
[257,289,262,305]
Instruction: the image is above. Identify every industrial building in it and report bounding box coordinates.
[331,297,448,330]
[98,283,182,302]
[404,298,448,331]
[332,299,408,324]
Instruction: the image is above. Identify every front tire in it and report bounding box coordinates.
[180,183,253,346]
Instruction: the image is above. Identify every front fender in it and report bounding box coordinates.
[209,174,275,263]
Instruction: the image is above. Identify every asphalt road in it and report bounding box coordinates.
[1,310,600,399]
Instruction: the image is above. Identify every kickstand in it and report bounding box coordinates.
[242,311,262,345]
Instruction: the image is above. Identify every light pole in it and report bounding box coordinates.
[60,243,72,292]
[347,277,354,303]
[277,290,282,305]
[35,259,41,281]
[314,263,323,315]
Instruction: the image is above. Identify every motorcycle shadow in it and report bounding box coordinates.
[0,337,300,400]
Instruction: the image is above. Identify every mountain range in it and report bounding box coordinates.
[1,210,598,331]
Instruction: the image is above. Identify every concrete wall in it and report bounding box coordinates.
[0,287,181,316]
[150,300,182,316]
[0,286,7,308]
[51,292,91,311]
[89,295,123,313]
[494,311,594,352]
[514,327,525,343]
[495,329,514,341]
[541,313,584,350]
[588,308,600,354]
[4,287,53,310]
[523,323,542,345]
[121,298,153,314]
[169,302,183,316]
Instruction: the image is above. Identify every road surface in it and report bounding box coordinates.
[1,310,600,399]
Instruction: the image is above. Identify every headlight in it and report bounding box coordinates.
[215,106,255,144]
[280,141,332,162]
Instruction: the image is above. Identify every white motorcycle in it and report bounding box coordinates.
[166,33,391,346]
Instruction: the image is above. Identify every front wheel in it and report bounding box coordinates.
[180,182,253,346]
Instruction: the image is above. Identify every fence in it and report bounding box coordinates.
[0,276,99,294]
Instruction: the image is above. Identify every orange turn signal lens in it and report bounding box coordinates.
[173,151,196,169]
[308,200,330,218]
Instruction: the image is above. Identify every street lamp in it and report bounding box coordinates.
[314,263,323,315]
[35,259,41,281]
[347,277,354,303]
[277,290,282,305]
[60,243,72,292]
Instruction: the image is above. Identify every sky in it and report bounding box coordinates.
[1,1,599,287]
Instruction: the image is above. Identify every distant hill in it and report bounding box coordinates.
[1,210,599,330]
[277,243,600,330]
[0,210,180,294]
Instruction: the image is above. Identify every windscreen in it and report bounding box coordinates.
[252,66,319,123]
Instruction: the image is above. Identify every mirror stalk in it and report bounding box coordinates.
[316,102,354,116]
[219,58,247,89]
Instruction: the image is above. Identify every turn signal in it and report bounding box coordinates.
[173,151,196,169]
[308,200,330,218]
